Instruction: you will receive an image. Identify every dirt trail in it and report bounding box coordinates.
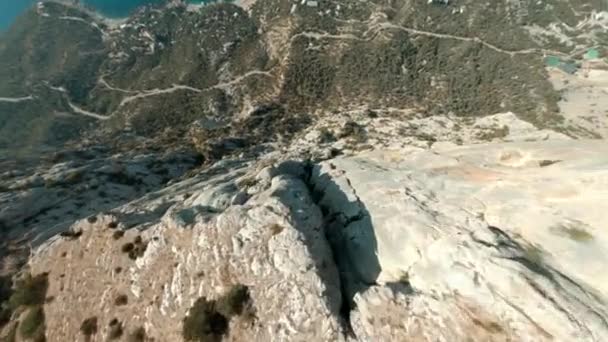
[204,71,274,91]
[0,96,34,103]
[293,22,567,58]
[290,31,364,42]
[67,102,110,120]
[45,84,110,120]
[373,23,568,57]
[104,70,273,108]
[118,85,202,107]
[98,76,137,94]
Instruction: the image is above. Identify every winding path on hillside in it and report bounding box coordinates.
[0,96,34,103]
[373,22,568,57]
[98,70,274,109]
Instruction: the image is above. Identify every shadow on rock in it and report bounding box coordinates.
[307,163,381,315]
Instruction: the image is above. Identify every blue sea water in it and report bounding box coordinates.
[84,0,211,18]
[0,0,210,31]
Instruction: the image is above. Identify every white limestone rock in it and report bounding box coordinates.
[28,166,343,342]
[314,139,608,341]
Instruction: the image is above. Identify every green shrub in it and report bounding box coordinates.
[565,228,594,242]
[121,243,134,253]
[280,47,336,109]
[121,236,148,260]
[475,125,510,141]
[9,273,48,309]
[269,224,284,236]
[182,285,252,341]
[59,229,83,240]
[127,327,146,342]
[552,223,594,242]
[114,294,128,306]
[80,316,98,339]
[337,121,366,142]
[216,285,250,317]
[131,239,148,260]
[317,127,336,143]
[108,318,123,340]
[19,306,45,340]
[112,231,125,240]
[538,160,560,167]
[182,297,228,342]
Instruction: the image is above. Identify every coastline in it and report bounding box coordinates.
[1,0,258,32]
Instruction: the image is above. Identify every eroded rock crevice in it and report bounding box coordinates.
[2,139,608,341]
[297,160,381,338]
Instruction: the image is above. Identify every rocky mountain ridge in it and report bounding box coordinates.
[2,108,608,341]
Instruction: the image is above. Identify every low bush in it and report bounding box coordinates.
[9,273,48,309]
[19,306,45,340]
[80,316,98,340]
[182,284,252,341]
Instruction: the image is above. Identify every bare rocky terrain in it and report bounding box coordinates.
[0,0,607,341]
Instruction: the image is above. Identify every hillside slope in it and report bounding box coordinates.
[1,0,606,151]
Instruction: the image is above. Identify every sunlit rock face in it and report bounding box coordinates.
[315,139,608,341]
[13,139,608,341]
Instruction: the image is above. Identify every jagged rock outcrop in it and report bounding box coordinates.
[0,144,201,245]
[26,163,344,341]
[4,136,607,341]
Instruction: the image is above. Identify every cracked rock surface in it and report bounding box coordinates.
[2,108,607,341]
[315,139,608,341]
[29,163,344,341]
[8,138,606,341]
